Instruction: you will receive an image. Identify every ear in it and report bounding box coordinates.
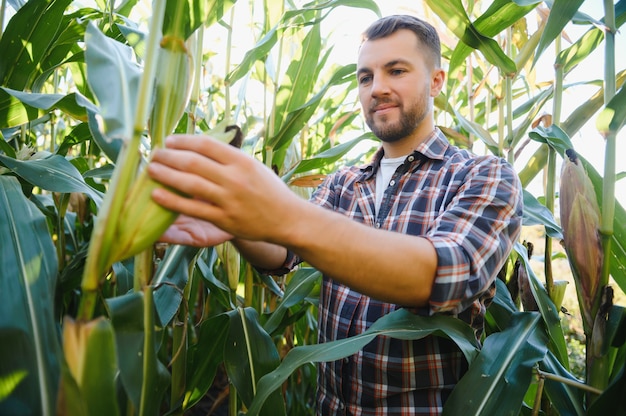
[430,68,445,97]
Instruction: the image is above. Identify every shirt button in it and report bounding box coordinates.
[408,155,415,162]
[389,180,395,186]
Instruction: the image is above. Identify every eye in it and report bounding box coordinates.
[358,74,372,85]
[390,68,406,76]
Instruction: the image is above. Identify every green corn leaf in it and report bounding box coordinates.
[538,350,586,415]
[153,245,200,326]
[425,0,518,79]
[521,190,562,239]
[184,313,230,409]
[0,154,103,205]
[597,84,626,136]
[282,133,372,181]
[268,63,355,151]
[0,87,98,125]
[163,0,237,40]
[514,244,569,367]
[534,0,586,67]
[0,176,60,416]
[84,22,141,141]
[106,292,170,413]
[443,312,547,416]
[224,307,286,416]
[0,0,73,88]
[263,268,321,335]
[273,23,322,128]
[246,309,480,416]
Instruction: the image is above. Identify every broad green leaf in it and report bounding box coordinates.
[444,0,537,92]
[196,251,234,310]
[224,307,286,416]
[0,87,97,123]
[273,23,322,129]
[539,350,586,415]
[443,312,547,416]
[282,0,381,19]
[153,245,200,326]
[84,22,141,141]
[246,309,480,415]
[0,0,73,88]
[557,27,604,75]
[597,84,626,136]
[534,0,586,67]
[227,27,279,85]
[453,109,500,154]
[0,176,60,416]
[514,243,569,367]
[426,0,518,78]
[263,268,321,335]
[0,88,39,129]
[522,189,563,239]
[528,124,574,156]
[269,64,355,151]
[106,292,170,413]
[184,313,230,409]
[282,133,372,181]
[0,154,103,205]
[163,0,237,40]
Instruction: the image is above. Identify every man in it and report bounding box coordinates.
[148,15,523,415]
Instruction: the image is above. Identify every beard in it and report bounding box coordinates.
[365,97,430,143]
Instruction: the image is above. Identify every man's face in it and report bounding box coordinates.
[357,29,438,143]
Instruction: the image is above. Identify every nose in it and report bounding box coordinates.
[370,74,391,98]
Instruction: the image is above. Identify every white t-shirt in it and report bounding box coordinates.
[375,155,406,215]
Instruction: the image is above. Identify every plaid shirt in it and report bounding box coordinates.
[274,128,523,415]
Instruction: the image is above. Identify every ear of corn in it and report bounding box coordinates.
[107,123,237,265]
[216,241,241,291]
[559,149,603,333]
[58,317,119,416]
[103,24,239,266]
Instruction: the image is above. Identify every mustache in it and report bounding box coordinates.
[369,98,398,112]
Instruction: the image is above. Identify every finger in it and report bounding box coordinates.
[152,186,226,227]
[148,159,228,204]
[164,134,243,165]
[150,147,229,187]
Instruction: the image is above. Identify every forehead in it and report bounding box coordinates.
[357,29,426,70]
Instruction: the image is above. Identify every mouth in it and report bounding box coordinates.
[371,103,398,117]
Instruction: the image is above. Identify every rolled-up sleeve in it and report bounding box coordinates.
[424,156,523,315]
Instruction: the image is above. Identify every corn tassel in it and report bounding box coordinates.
[559,149,603,334]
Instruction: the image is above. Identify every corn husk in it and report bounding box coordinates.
[216,241,241,291]
[559,149,603,333]
[58,317,119,416]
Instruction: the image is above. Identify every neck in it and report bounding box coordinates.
[381,120,435,159]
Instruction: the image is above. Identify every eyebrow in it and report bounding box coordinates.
[357,58,413,76]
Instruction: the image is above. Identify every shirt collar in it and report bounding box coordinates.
[359,128,449,180]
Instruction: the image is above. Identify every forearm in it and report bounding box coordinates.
[279,199,437,307]
[232,238,289,272]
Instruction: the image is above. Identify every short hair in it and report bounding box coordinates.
[362,15,441,68]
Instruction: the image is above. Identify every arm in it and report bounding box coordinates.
[148,134,437,306]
